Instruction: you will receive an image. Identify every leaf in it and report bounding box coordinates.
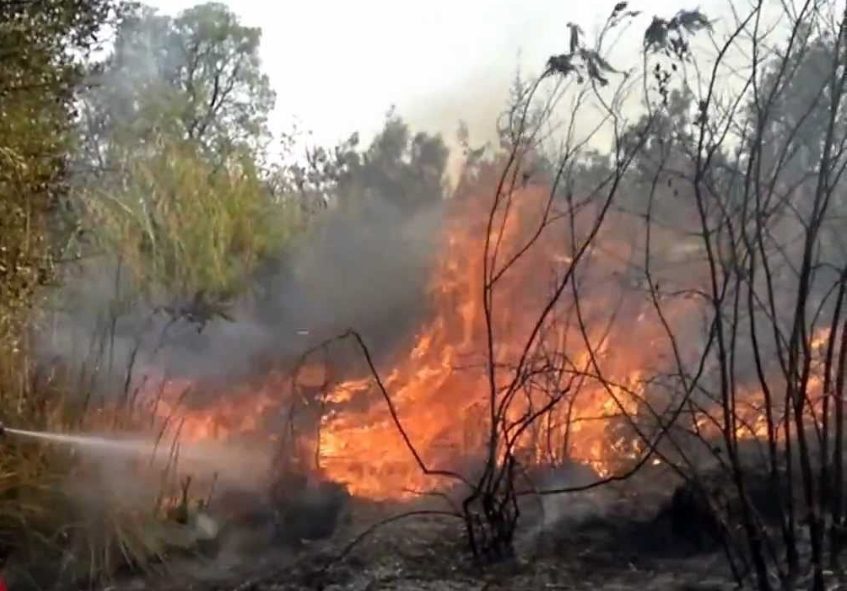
[585,59,609,86]
[612,1,628,15]
[644,17,668,51]
[546,54,575,77]
[567,22,583,53]
[588,50,618,73]
[674,9,711,33]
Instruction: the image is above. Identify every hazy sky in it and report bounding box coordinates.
[146,0,727,150]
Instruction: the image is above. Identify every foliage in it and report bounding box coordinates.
[83,136,300,305]
[0,2,161,582]
[0,0,113,512]
[80,2,275,165]
[546,25,620,86]
[0,0,112,355]
[71,1,298,317]
[341,115,448,213]
[278,114,449,214]
[644,9,711,57]
[0,1,285,585]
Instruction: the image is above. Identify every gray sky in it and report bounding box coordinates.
[146,0,728,150]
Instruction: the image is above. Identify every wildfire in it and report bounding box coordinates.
[147,179,831,501]
[146,182,683,500]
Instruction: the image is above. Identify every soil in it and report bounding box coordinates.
[97,484,740,590]
[93,468,847,590]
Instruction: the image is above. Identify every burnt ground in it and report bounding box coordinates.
[101,477,743,591]
[116,511,734,591]
[228,509,736,591]
[98,468,847,591]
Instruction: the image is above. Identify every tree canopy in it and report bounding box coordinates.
[80,2,275,166]
[0,0,114,351]
[280,114,449,215]
[74,2,290,310]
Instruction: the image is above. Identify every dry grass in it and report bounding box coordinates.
[0,347,212,589]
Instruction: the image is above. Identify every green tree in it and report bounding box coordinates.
[283,114,449,214]
[80,2,275,165]
[0,0,124,581]
[75,2,292,312]
[0,0,113,357]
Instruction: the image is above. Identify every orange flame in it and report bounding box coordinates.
[146,178,833,501]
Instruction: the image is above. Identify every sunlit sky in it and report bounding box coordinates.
[147,0,728,151]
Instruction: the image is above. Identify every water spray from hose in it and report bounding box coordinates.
[0,421,271,485]
[0,421,164,456]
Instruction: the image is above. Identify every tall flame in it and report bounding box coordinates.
[316,185,656,497]
[148,179,829,501]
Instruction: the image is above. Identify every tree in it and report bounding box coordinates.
[73,2,291,316]
[626,3,847,588]
[279,114,449,214]
[79,2,275,167]
[349,115,449,213]
[0,0,121,581]
[0,0,113,361]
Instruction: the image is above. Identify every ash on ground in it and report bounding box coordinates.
[99,464,768,591]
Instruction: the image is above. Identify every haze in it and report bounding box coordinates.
[147,0,727,149]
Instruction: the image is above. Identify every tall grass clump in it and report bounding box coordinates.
[82,136,302,305]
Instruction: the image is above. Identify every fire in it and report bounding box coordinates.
[144,181,671,498]
[148,176,834,501]
[304,182,686,499]
[151,375,282,443]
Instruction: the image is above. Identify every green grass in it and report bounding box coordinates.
[82,136,302,305]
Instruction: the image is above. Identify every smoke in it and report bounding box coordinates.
[28,189,444,566]
[156,191,445,384]
[511,461,621,550]
[248,195,444,368]
[41,187,444,396]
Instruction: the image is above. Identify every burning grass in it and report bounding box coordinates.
[117,137,847,584]
[143,177,699,500]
